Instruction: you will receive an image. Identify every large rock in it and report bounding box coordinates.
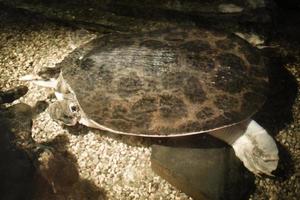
[0,0,275,33]
[0,86,35,200]
[151,135,254,200]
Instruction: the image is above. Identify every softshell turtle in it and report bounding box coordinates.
[23,27,278,175]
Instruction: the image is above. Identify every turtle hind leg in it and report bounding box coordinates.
[209,119,279,175]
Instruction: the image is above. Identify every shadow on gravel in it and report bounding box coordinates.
[34,134,108,200]
[0,124,35,200]
[273,142,295,179]
[253,51,298,180]
[0,95,107,200]
[254,55,298,136]
[65,123,90,136]
[253,33,299,180]
[0,132,108,200]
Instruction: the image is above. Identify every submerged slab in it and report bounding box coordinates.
[151,136,254,200]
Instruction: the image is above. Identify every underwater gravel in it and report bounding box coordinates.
[0,7,299,200]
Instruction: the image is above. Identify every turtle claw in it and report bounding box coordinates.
[19,74,42,81]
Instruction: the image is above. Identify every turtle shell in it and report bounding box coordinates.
[57,27,269,136]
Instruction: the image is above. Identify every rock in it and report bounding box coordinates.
[0,0,275,33]
[151,135,254,200]
[0,85,28,104]
[0,86,35,200]
[0,86,34,150]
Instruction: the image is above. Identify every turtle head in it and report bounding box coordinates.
[48,99,81,126]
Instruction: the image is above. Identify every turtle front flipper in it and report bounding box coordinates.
[19,65,62,89]
[20,74,58,89]
[209,119,279,176]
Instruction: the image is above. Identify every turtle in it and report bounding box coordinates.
[22,26,279,175]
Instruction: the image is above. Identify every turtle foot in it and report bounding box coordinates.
[210,120,279,175]
[231,120,279,175]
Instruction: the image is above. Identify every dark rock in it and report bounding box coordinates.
[0,0,275,33]
[151,135,254,200]
[0,85,28,104]
[0,87,35,200]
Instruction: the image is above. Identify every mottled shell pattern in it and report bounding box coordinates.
[57,27,268,136]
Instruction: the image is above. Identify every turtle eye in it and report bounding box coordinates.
[69,103,78,113]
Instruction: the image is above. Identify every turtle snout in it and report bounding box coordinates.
[48,101,79,126]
